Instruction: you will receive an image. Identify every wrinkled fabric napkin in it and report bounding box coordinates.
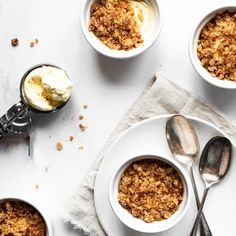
[63,72,236,236]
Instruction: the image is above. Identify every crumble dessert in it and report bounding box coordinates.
[0,200,47,236]
[118,159,183,222]
[197,11,236,81]
[89,0,144,50]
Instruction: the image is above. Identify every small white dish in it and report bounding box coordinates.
[189,6,236,89]
[0,197,53,236]
[109,154,191,233]
[80,0,162,59]
[94,115,235,236]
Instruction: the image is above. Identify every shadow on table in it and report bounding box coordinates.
[95,47,159,84]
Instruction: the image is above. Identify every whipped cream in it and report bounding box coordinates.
[22,66,73,111]
[132,0,156,41]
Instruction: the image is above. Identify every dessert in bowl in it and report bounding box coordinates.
[189,6,236,89]
[0,198,53,236]
[109,154,191,233]
[81,0,162,59]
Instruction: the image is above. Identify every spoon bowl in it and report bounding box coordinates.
[199,136,232,187]
[166,114,200,166]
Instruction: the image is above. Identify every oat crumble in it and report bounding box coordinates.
[11,38,19,47]
[118,159,183,223]
[56,142,63,151]
[197,11,236,81]
[0,200,47,236]
[89,0,144,50]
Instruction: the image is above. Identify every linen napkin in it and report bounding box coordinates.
[63,72,236,236]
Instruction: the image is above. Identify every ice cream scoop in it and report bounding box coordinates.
[0,64,73,150]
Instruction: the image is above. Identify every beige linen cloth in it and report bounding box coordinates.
[63,72,236,236]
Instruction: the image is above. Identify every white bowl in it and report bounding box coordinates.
[189,6,236,89]
[109,154,191,233]
[81,0,162,59]
[0,197,53,236]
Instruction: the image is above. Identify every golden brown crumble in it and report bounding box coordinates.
[30,41,35,47]
[83,104,88,110]
[197,11,236,81]
[69,136,74,142]
[89,0,144,50]
[118,159,183,223]
[56,142,63,151]
[79,115,84,120]
[0,200,47,236]
[11,38,19,47]
[79,123,87,131]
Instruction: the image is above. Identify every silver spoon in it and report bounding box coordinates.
[166,115,212,236]
[190,136,231,236]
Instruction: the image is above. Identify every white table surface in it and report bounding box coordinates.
[0,0,235,235]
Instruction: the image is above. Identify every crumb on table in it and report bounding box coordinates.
[56,142,63,151]
[11,38,19,47]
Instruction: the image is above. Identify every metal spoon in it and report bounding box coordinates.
[166,115,212,236]
[190,136,231,236]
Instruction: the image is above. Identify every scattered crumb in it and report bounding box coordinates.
[56,142,63,151]
[83,104,88,110]
[79,124,87,131]
[24,134,30,144]
[30,41,35,47]
[44,166,49,172]
[35,38,39,44]
[79,115,84,120]
[11,38,19,47]
[79,145,84,150]
[35,184,39,190]
[69,136,74,142]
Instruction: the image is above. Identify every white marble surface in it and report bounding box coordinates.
[0,0,235,235]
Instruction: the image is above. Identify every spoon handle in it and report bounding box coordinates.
[190,186,210,236]
[188,167,212,236]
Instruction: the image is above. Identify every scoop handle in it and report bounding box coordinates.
[0,101,29,139]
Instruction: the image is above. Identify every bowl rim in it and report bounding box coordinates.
[189,5,236,89]
[108,154,191,233]
[0,197,53,236]
[80,0,163,59]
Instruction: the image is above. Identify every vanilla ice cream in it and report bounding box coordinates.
[132,0,156,41]
[22,66,73,111]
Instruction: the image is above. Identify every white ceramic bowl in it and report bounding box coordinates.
[189,6,236,89]
[0,197,53,236]
[81,0,162,59]
[109,154,191,233]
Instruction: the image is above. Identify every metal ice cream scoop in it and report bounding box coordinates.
[0,64,71,155]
